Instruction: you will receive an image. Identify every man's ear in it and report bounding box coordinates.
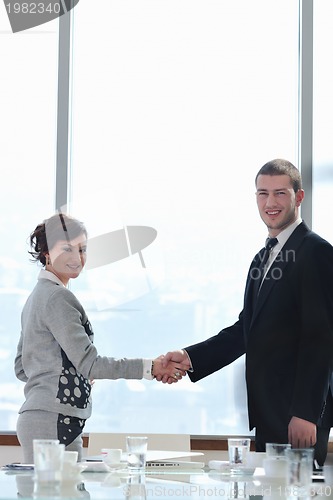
[295,189,305,207]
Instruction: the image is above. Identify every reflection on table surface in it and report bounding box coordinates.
[1,466,333,500]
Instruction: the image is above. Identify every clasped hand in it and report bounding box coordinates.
[152,350,191,384]
[152,352,190,384]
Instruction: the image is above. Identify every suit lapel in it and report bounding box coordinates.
[249,221,310,327]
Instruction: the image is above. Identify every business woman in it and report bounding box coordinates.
[15,213,187,463]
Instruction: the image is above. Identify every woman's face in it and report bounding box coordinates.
[46,233,87,286]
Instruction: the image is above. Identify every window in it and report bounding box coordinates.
[0,0,301,435]
[0,9,58,429]
[313,0,333,244]
[69,0,298,434]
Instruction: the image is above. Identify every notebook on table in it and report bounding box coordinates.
[146,450,204,469]
[86,450,205,469]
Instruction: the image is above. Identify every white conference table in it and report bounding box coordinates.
[1,464,333,499]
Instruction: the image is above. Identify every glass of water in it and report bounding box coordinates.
[228,438,251,474]
[126,436,148,472]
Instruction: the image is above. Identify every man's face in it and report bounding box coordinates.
[255,174,304,236]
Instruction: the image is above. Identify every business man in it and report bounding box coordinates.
[163,159,333,465]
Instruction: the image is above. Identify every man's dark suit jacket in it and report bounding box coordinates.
[186,221,333,438]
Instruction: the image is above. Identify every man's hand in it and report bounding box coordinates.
[162,349,191,369]
[288,416,317,448]
[154,350,191,384]
[152,355,188,384]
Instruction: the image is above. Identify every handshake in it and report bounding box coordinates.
[151,350,191,384]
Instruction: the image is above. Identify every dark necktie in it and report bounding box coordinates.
[252,237,278,303]
[262,237,279,269]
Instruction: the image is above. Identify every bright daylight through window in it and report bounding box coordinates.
[0,8,58,430]
[0,1,303,436]
[69,0,298,435]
